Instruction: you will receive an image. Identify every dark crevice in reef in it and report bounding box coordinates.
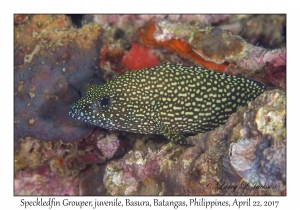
[66,14,85,28]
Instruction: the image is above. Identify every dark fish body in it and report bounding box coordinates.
[69,63,266,145]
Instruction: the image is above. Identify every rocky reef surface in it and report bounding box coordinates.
[14,15,102,144]
[14,14,286,195]
[97,89,285,196]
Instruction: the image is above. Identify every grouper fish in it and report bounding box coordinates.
[69,63,266,146]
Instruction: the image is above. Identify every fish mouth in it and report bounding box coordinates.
[69,106,82,121]
[69,104,85,121]
[69,105,98,126]
[69,108,92,125]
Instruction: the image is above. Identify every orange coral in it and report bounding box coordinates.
[100,43,125,73]
[137,23,228,72]
[122,43,159,71]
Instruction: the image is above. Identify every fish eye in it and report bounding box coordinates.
[98,96,110,108]
[100,97,109,106]
[91,95,111,112]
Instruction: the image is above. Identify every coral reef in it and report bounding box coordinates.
[14,14,29,25]
[14,135,104,177]
[96,135,120,159]
[14,14,286,196]
[90,14,285,49]
[236,15,286,49]
[103,150,163,195]
[79,169,107,195]
[90,15,286,89]
[14,15,103,144]
[14,164,80,195]
[14,129,133,195]
[90,14,231,28]
[136,20,286,89]
[229,90,286,191]
[99,89,285,195]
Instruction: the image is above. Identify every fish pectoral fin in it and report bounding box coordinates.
[158,123,194,147]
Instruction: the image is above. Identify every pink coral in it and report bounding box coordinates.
[263,49,286,90]
[103,150,164,195]
[97,134,120,159]
[14,165,79,195]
